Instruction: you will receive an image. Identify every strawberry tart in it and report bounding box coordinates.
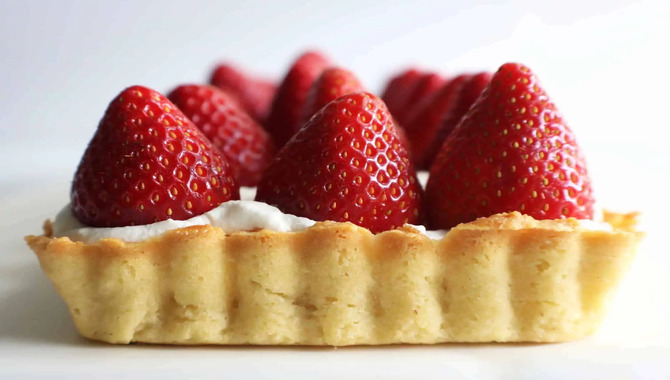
[25,55,642,345]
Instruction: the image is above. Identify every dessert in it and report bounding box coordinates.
[27,211,639,345]
[25,58,642,345]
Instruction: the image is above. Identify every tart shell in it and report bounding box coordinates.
[25,211,642,345]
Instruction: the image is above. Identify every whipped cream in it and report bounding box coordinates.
[52,187,317,243]
[52,185,610,244]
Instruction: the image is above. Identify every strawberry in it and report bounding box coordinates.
[425,63,594,229]
[300,67,364,124]
[298,67,413,164]
[167,85,276,186]
[71,85,239,227]
[298,66,412,156]
[435,72,491,151]
[381,68,424,122]
[408,72,491,169]
[392,120,412,157]
[405,74,470,168]
[265,51,330,147]
[256,92,422,233]
[209,63,276,123]
[397,72,446,125]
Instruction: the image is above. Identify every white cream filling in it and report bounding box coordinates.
[52,181,611,243]
[52,187,318,243]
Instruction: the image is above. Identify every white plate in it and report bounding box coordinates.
[1,179,669,380]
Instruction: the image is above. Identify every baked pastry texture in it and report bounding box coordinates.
[26,211,642,345]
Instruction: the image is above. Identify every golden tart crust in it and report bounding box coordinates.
[26,211,642,345]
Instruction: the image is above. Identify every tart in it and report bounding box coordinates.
[25,60,643,345]
[27,211,641,345]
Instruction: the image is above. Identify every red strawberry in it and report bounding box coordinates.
[405,74,470,168]
[71,85,239,227]
[425,63,594,229]
[381,68,424,122]
[398,72,446,125]
[256,92,422,233]
[435,72,491,149]
[265,51,330,147]
[393,120,412,156]
[167,85,276,186]
[209,63,276,123]
[408,72,491,169]
[300,67,364,124]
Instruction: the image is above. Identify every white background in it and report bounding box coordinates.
[1,0,669,379]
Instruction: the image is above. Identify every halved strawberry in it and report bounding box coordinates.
[265,51,330,147]
[256,92,422,233]
[425,63,594,229]
[71,85,239,227]
[168,85,276,186]
[300,67,364,124]
[407,72,491,169]
[209,63,276,123]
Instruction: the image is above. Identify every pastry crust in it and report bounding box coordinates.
[25,212,642,345]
